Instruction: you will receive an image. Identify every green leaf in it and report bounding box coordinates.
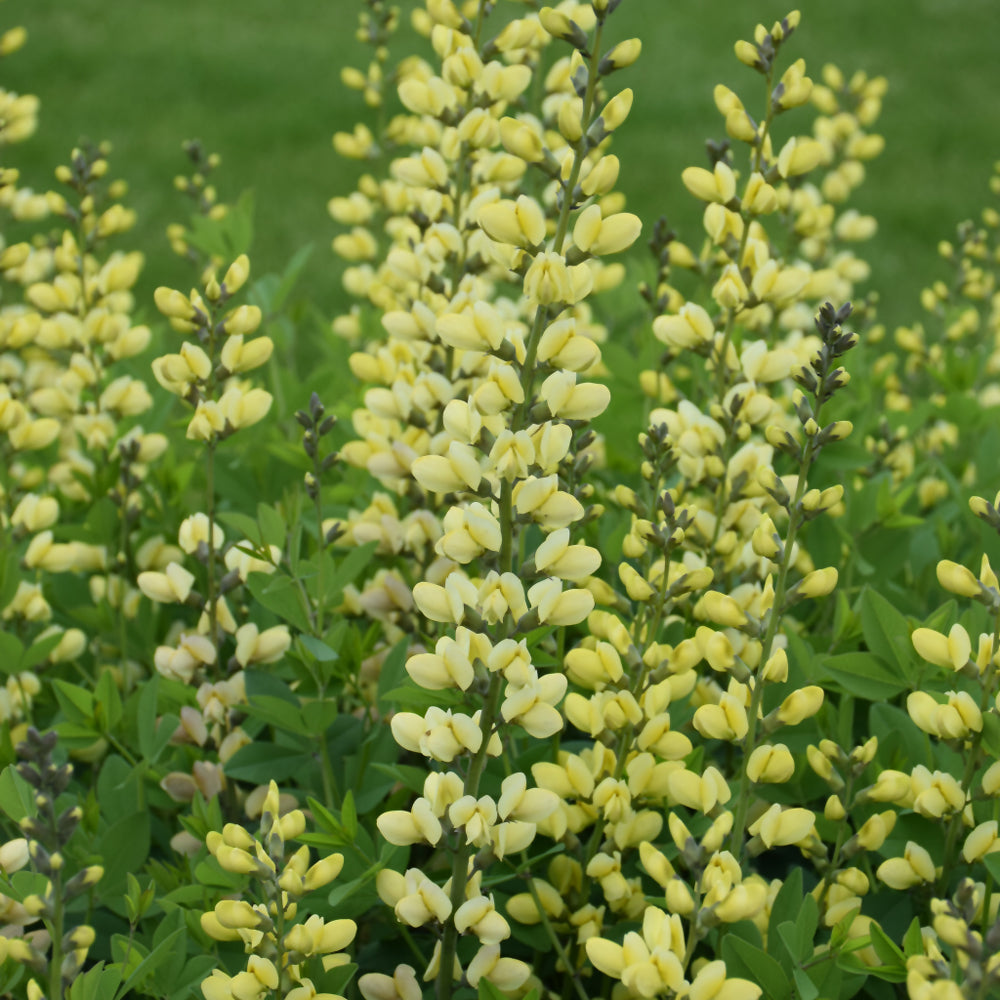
[370,762,428,796]
[274,243,313,311]
[378,684,463,711]
[216,511,262,545]
[301,698,339,736]
[243,693,304,731]
[55,721,102,748]
[0,631,24,675]
[323,962,357,996]
[224,742,313,782]
[983,851,1000,885]
[326,541,378,601]
[981,712,1000,759]
[341,789,358,839]
[99,810,151,896]
[111,933,147,976]
[859,589,914,679]
[902,917,924,958]
[376,638,410,711]
[257,502,287,548]
[308,795,348,837]
[113,926,186,1000]
[246,571,312,632]
[52,678,95,723]
[0,766,36,822]
[166,956,218,1000]
[326,875,368,910]
[479,978,512,1000]
[229,189,255,255]
[299,633,338,662]
[819,652,910,701]
[95,669,123,733]
[245,669,299,703]
[147,713,179,765]
[868,923,905,972]
[193,858,244,890]
[20,631,63,670]
[147,907,189,994]
[721,936,792,1000]
[793,967,820,1000]
[68,963,122,1000]
[798,890,819,950]
[832,590,860,646]
[767,866,803,933]
[869,702,931,771]
[0,549,20,612]
[136,675,159,761]
[96,755,140,824]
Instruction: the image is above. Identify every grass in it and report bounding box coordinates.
[6,0,1000,334]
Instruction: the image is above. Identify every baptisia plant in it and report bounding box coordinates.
[146,257,289,807]
[200,781,358,1000]
[325,0,645,996]
[2,19,161,743]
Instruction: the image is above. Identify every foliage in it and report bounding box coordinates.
[1,3,1000,1000]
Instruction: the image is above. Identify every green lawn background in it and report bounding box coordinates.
[6,0,1000,335]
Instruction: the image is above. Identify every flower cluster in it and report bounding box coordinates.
[0,730,103,1000]
[325,0,649,995]
[1,130,161,691]
[200,781,356,1000]
[2,3,1000,1000]
[145,257,289,805]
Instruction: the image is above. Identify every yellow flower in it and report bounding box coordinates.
[523,251,575,305]
[682,162,737,204]
[936,559,981,598]
[137,562,196,604]
[689,960,762,1000]
[748,804,815,848]
[359,965,423,1000]
[911,624,971,671]
[693,693,749,742]
[776,685,824,725]
[746,743,795,783]
[876,841,936,890]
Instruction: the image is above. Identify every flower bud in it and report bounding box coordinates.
[936,560,980,598]
[776,685,824,725]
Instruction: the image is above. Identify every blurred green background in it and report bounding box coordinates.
[6,0,1000,333]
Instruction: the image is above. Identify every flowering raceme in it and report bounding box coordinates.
[326,0,652,995]
[200,781,357,1000]
[3,3,1000,1000]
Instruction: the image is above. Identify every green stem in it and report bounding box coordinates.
[817,775,854,899]
[48,870,64,1000]
[712,305,741,402]
[449,143,470,297]
[711,67,774,400]
[524,874,592,1000]
[471,0,491,49]
[205,438,219,666]
[436,673,504,1000]
[117,495,130,679]
[399,924,428,968]
[727,454,810,861]
[312,447,327,634]
[707,416,739,565]
[272,872,290,994]
[983,797,1000,933]
[680,887,703,972]
[942,605,1000,882]
[318,724,339,808]
[517,22,604,420]
[499,480,513,572]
